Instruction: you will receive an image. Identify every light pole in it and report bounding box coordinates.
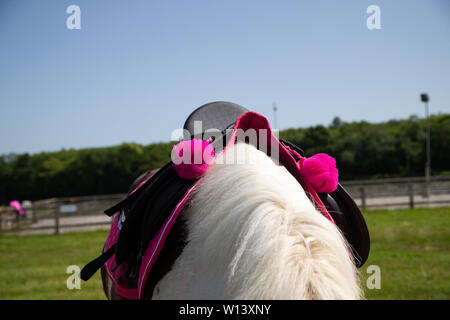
[420,93,431,198]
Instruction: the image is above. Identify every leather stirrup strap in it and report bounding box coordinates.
[80,244,116,281]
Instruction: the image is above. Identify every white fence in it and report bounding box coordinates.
[1,176,450,234]
[341,175,450,209]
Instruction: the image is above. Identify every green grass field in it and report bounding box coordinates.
[360,207,449,299]
[0,207,449,299]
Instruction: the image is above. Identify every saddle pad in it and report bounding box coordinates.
[103,178,200,299]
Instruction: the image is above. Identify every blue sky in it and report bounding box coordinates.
[1,0,449,154]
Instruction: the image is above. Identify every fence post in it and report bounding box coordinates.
[54,200,60,235]
[32,201,37,223]
[360,187,366,210]
[408,183,414,209]
[15,214,20,229]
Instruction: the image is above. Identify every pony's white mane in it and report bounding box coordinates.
[153,143,362,300]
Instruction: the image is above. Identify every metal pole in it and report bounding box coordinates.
[425,100,431,199]
[32,201,37,223]
[360,187,366,210]
[54,200,60,235]
[421,93,431,200]
[408,183,414,209]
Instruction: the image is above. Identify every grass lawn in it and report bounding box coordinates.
[0,207,449,299]
[360,207,450,299]
[0,230,108,299]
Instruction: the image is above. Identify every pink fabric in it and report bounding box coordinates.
[9,200,25,216]
[104,212,138,299]
[301,153,339,193]
[103,170,201,299]
[103,170,159,299]
[283,145,303,160]
[172,139,215,180]
[137,181,201,299]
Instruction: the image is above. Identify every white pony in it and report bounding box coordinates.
[151,142,362,299]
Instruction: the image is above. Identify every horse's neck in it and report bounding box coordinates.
[152,143,362,300]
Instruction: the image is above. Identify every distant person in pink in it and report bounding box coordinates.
[9,200,25,216]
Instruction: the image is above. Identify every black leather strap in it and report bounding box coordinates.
[104,163,173,216]
[80,244,116,281]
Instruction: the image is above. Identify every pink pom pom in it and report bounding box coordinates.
[172,139,215,180]
[301,153,339,193]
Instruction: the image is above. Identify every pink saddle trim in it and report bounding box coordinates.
[103,175,201,299]
[104,213,137,298]
[137,180,201,299]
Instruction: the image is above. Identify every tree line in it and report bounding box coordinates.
[1,114,449,203]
